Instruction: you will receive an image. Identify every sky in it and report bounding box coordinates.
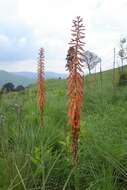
[0,0,127,73]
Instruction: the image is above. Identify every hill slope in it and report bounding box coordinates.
[0,70,67,87]
[0,70,35,87]
[1,67,127,189]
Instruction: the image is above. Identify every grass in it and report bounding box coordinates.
[1,68,127,189]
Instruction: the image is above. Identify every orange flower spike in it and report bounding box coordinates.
[66,16,85,163]
[37,48,45,127]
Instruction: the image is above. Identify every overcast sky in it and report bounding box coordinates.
[0,0,127,73]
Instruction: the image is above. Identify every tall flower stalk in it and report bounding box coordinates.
[66,16,85,163]
[37,48,45,127]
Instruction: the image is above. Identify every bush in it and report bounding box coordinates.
[15,85,25,92]
[2,82,15,93]
[119,72,127,86]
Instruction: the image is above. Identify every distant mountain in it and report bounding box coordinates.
[0,70,35,87]
[12,71,67,79]
[12,72,37,79]
[0,70,67,87]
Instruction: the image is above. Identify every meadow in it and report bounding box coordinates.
[1,68,127,190]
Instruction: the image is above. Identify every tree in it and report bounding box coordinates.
[2,82,15,93]
[118,37,127,72]
[84,50,101,74]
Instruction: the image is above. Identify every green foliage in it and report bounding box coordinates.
[1,71,127,189]
[2,82,15,93]
[15,85,25,92]
[119,72,127,86]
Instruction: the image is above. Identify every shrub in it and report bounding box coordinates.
[2,82,15,93]
[15,85,25,92]
[119,72,127,86]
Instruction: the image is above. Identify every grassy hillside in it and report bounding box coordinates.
[1,68,127,189]
[0,70,35,87]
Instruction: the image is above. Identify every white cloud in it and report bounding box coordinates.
[0,60,36,72]
[18,37,27,47]
[0,34,10,47]
[0,58,66,73]
[0,0,127,72]
[0,0,18,22]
